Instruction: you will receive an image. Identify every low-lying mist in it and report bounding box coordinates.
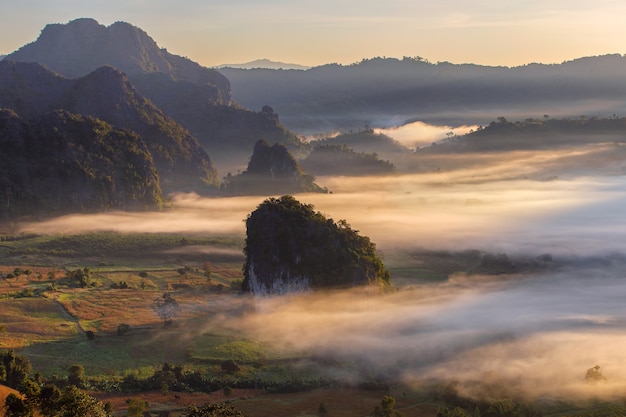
[375,120,478,148]
[17,149,626,399]
[216,266,626,400]
[21,151,626,257]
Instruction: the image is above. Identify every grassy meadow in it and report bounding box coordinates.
[1,231,624,417]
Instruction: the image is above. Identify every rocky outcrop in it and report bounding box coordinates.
[222,140,325,195]
[242,195,391,295]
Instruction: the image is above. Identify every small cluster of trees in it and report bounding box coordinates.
[65,267,94,288]
[1,350,111,417]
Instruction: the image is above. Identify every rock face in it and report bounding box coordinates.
[243,195,391,295]
[0,109,162,216]
[0,60,219,194]
[222,140,325,195]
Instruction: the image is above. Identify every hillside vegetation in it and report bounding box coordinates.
[0,109,163,217]
[243,195,390,294]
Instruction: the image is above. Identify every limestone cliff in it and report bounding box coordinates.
[242,195,391,294]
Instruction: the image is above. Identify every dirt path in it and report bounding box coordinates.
[52,298,86,337]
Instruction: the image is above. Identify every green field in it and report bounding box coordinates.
[0,232,621,417]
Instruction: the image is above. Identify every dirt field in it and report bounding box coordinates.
[92,387,438,417]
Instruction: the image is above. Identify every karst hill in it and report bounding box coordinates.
[243,195,391,294]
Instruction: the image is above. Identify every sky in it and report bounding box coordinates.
[1,0,626,68]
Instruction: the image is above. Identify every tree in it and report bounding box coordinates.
[318,403,328,417]
[19,378,41,414]
[4,393,28,417]
[66,268,94,288]
[153,293,181,326]
[54,385,109,417]
[67,364,85,387]
[371,396,403,417]
[1,350,32,389]
[585,365,606,383]
[220,359,240,374]
[202,261,212,282]
[39,384,62,416]
[126,398,147,417]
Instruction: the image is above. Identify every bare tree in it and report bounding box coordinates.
[153,292,181,327]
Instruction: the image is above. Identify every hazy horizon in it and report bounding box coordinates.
[2,2,626,70]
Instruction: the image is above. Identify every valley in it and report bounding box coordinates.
[2,15,626,417]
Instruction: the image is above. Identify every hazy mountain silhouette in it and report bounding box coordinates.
[421,116,626,153]
[8,18,230,101]
[301,144,397,177]
[220,55,626,133]
[0,60,219,195]
[311,129,412,160]
[218,58,310,70]
[6,18,309,170]
[222,140,326,195]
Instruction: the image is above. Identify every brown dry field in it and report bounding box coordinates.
[92,387,437,417]
[0,264,439,417]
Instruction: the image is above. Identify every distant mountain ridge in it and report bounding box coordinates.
[218,58,310,70]
[220,54,626,133]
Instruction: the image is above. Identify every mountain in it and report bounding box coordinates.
[0,60,220,194]
[6,18,309,171]
[0,109,163,217]
[218,58,310,70]
[300,144,397,176]
[419,116,626,153]
[7,18,230,102]
[219,55,626,133]
[243,195,391,294]
[222,140,326,195]
[311,129,412,164]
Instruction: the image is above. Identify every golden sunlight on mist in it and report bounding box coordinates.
[213,267,626,400]
[376,121,479,148]
[19,153,626,256]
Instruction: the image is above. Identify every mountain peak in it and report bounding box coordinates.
[7,18,230,103]
[218,58,310,70]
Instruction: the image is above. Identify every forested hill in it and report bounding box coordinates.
[0,60,220,214]
[0,109,163,217]
[243,195,390,294]
[222,140,326,195]
[420,116,626,153]
[220,55,626,132]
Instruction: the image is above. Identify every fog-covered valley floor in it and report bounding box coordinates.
[17,152,626,401]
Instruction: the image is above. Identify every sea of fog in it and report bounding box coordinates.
[18,172,626,399]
